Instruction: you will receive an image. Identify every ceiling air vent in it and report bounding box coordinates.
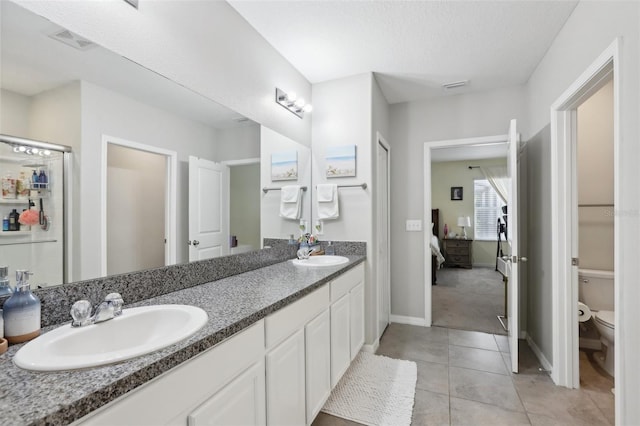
[442,80,469,90]
[48,29,97,51]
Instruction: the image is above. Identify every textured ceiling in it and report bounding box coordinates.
[228,0,578,104]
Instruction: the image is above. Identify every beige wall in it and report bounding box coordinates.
[230,163,260,250]
[0,89,31,136]
[107,145,166,275]
[432,157,507,267]
[577,80,614,271]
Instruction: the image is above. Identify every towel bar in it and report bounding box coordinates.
[262,186,308,193]
[316,183,367,190]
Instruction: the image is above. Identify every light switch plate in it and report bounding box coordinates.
[405,219,422,232]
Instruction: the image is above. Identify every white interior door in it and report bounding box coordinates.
[377,140,390,336]
[506,119,520,373]
[188,156,230,261]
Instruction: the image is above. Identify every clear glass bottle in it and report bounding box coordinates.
[0,266,12,297]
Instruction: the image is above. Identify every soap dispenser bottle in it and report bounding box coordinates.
[3,270,41,344]
[0,266,12,297]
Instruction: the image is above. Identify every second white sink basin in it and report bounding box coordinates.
[292,255,349,267]
[13,304,208,371]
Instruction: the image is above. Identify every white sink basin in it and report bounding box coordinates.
[13,304,208,371]
[292,255,349,267]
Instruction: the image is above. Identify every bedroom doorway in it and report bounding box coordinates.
[424,127,522,373]
[429,149,508,335]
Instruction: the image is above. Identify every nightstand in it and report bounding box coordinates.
[443,238,473,269]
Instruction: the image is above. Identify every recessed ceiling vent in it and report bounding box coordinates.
[442,80,469,90]
[48,29,97,51]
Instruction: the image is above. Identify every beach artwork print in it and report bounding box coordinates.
[326,145,357,178]
[271,151,298,181]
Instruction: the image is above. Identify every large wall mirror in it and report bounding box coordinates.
[0,1,311,287]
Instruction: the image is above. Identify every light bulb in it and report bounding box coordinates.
[18,146,27,152]
[303,104,313,113]
[286,91,297,103]
[43,150,51,156]
[294,98,305,108]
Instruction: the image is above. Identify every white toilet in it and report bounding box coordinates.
[579,269,615,377]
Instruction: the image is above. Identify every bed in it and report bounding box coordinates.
[431,209,445,285]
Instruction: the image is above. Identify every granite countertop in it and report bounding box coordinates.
[0,255,365,426]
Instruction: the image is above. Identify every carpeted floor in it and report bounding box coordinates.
[432,266,507,335]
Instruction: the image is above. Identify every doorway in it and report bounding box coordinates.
[377,134,391,338]
[429,154,508,336]
[101,135,177,276]
[225,158,261,253]
[550,39,619,393]
[424,126,521,373]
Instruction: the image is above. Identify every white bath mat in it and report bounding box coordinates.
[321,352,417,426]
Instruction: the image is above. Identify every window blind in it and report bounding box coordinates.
[474,179,505,241]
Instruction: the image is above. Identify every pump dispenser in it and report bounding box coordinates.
[0,266,12,297]
[3,270,41,344]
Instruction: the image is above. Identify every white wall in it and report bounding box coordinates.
[215,124,260,162]
[0,89,31,136]
[107,144,165,275]
[260,125,311,242]
[312,73,378,343]
[525,2,639,422]
[15,0,312,146]
[81,81,219,279]
[388,85,526,319]
[577,80,614,271]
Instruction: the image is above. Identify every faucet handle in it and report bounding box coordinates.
[71,300,92,327]
[105,293,124,316]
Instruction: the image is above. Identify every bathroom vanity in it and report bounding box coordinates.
[0,252,365,426]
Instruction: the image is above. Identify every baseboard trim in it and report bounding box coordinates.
[390,314,427,327]
[579,337,602,350]
[361,339,379,353]
[526,334,553,372]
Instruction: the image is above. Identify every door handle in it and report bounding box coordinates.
[193,240,200,247]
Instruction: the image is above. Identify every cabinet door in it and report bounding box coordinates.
[266,329,306,426]
[305,309,331,425]
[187,360,266,426]
[349,282,365,360]
[330,293,351,388]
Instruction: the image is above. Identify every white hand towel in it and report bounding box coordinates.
[279,185,302,220]
[317,184,339,220]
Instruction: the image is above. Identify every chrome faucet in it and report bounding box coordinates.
[70,293,124,327]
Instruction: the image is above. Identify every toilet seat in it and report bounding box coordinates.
[594,310,615,328]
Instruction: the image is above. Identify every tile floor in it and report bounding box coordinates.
[313,324,614,426]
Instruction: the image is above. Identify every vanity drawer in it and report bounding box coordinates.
[331,263,364,303]
[265,284,330,349]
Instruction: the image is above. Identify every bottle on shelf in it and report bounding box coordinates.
[8,209,20,231]
[38,170,48,189]
[31,170,39,189]
[2,215,8,232]
[3,270,41,344]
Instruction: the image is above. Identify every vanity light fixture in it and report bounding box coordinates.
[12,146,52,156]
[276,88,312,118]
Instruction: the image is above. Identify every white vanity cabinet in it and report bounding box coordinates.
[76,321,266,426]
[76,262,365,426]
[330,263,365,386]
[305,309,331,424]
[264,284,330,426]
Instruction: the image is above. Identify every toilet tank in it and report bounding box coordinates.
[578,269,614,311]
